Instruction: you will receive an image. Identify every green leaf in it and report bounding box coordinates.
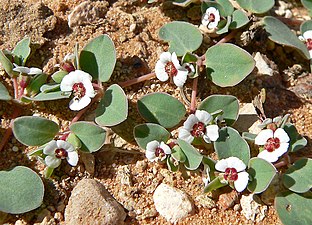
[172,0,198,7]
[247,157,277,194]
[24,91,71,101]
[177,139,203,170]
[236,0,274,14]
[80,35,116,82]
[205,43,255,87]
[202,156,217,180]
[95,84,128,127]
[25,73,48,96]
[283,123,308,152]
[171,145,186,163]
[198,95,239,125]
[0,166,44,214]
[13,116,59,146]
[214,127,250,165]
[70,122,106,153]
[229,10,250,30]
[216,16,231,35]
[283,158,312,193]
[275,191,312,225]
[242,132,257,141]
[12,37,31,65]
[40,83,60,93]
[0,50,13,76]
[202,1,234,17]
[67,133,82,150]
[0,82,12,100]
[204,176,227,193]
[51,70,68,83]
[300,20,312,34]
[158,21,203,56]
[301,0,312,10]
[167,156,179,172]
[263,16,310,60]
[134,123,170,150]
[138,92,185,129]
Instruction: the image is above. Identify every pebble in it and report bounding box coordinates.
[65,179,126,225]
[195,194,216,209]
[80,152,95,175]
[153,183,194,223]
[14,220,27,225]
[217,190,238,209]
[116,165,133,186]
[233,103,260,133]
[12,146,19,152]
[129,23,136,33]
[240,194,267,222]
[254,52,273,76]
[135,160,147,173]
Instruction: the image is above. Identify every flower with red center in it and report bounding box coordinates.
[43,140,78,168]
[155,52,188,87]
[215,157,249,192]
[60,70,95,111]
[145,140,171,162]
[201,7,221,29]
[255,128,290,162]
[178,110,219,144]
[182,63,195,77]
[299,30,312,58]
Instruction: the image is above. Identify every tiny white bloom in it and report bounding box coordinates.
[13,63,42,75]
[155,52,188,87]
[255,128,290,163]
[182,63,195,77]
[299,30,312,58]
[215,157,249,192]
[146,140,171,162]
[43,140,78,168]
[60,70,95,111]
[202,164,211,187]
[201,7,221,29]
[178,110,219,144]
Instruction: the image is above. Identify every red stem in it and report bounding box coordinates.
[216,30,238,45]
[118,72,156,88]
[190,77,198,114]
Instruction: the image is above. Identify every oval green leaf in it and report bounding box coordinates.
[158,21,203,56]
[301,0,312,10]
[137,92,186,129]
[24,91,71,101]
[51,70,68,83]
[0,82,12,100]
[204,176,227,193]
[229,10,250,30]
[198,94,239,125]
[0,166,44,214]
[247,157,277,194]
[13,116,59,146]
[95,84,128,127]
[275,191,312,225]
[12,37,31,65]
[283,123,308,152]
[177,139,203,170]
[202,1,234,17]
[0,50,13,76]
[214,127,250,165]
[205,43,255,87]
[80,35,116,82]
[300,20,312,35]
[134,123,170,150]
[70,121,106,153]
[263,16,310,59]
[236,0,274,14]
[283,158,312,193]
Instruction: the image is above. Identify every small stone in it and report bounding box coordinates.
[135,160,147,173]
[141,208,157,219]
[12,146,19,152]
[119,35,127,43]
[80,152,95,175]
[285,9,292,18]
[65,179,126,225]
[233,204,241,211]
[129,23,136,32]
[153,183,194,223]
[14,220,27,225]
[218,190,238,209]
[254,52,273,76]
[240,194,267,222]
[54,212,63,221]
[195,194,216,209]
[233,103,260,133]
[116,165,133,186]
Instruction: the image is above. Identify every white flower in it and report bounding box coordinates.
[13,63,42,75]
[215,157,249,192]
[299,30,312,58]
[201,7,221,29]
[155,52,188,87]
[60,70,95,111]
[182,63,195,77]
[146,140,171,162]
[178,110,219,144]
[255,128,290,163]
[43,140,78,168]
[202,164,211,187]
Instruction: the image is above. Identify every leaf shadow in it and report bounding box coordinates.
[137,100,159,125]
[80,50,99,80]
[96,89,113,116]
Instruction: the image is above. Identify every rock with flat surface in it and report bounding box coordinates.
[153,183,194,223]
[65,179,126,225]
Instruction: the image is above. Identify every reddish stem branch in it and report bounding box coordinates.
[118,72,156,88]
[216,30,238,45]
[190,77,198,114]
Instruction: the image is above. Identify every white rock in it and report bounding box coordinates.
[254,52,273,76]
[153,183,194,223]
[240,194,267,222]
[65,179,126,225]
[233,103,260,133]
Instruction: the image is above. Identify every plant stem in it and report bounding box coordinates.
[190,77,198,114]
[216,30,238,45]
[118,72,156,88]
[12,77,19,99]
[0,106,21,151]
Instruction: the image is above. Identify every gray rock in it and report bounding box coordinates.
[65,179,126,225]
[254,52,273,76]
[233,103,260,133]
[240,194,267,222]
[153,183,194,223]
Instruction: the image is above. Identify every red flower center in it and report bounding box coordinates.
[191,122,206,137]
[209,13,215,22]
[165,61,178,77]
[55,148,68,159]
[155,147,166,158]
[306,38,312,50]
[224,168,238,182]
[72,82,86,99]
[264,137,280,152]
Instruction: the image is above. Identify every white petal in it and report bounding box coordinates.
[303,30,312,40]
[171,52,180,67]
[146,150,156,161]
[28,67,43,75]
[195,110,212,124]
[155,61,169,82]
[274,128,290,143]
[201,16,209,27]
[227,157,246,172]
[208,21,219,29]
[309,50,312,59]
[60,74,75,92]
[183,114,198,130]
[299,35,305,41]
[255,129,273,145]
[257,150,279,163]
[45,155,61,168]
[159,52,172,63]
[205,125,219,142]
[146,140,159,152]
[234,172,249,192]
[67,151,79,166]
[13,64,30,74]
[159,142,171,155]
[43,140,57,155]
[69,96,91,111]
[173,69,188,87]
[178,128,194,143]
[274,143,289,157]
[56,140,75,152]
[215,158,228,172]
